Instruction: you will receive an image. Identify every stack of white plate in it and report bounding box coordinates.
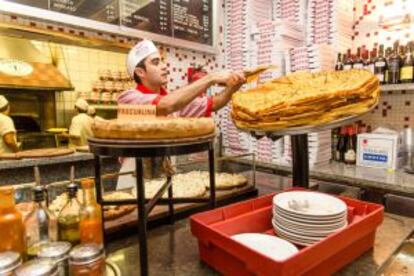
[272,191,348,246]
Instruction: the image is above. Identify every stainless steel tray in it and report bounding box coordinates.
[238,104,376,136]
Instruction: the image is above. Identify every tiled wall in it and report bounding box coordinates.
[0,1,226,128]
[353,0,414,131]
[31,41,127,126]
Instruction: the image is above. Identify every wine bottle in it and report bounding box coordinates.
[388,41,401,84]
[368,49,376,74]
[344,126,356,165]
[353,47,364,69]
[384,47,392,84]
[401,43,414,83]
[374,45,387,84]
[336,127,348,162]
[335,53,343,71]
[343,49,353,70]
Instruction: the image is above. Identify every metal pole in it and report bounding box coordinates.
[291,134,309,188]
[208,144,216,208]
[167,176,174,224]
[136,158,148,276]
[94,156,106,246]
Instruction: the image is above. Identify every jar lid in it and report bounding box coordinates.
[0,251,22,273]
[38,241,72,260]
[69,244,105,265]
[15,259,58,276]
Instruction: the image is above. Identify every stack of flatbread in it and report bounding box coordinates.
[231,69,380,131]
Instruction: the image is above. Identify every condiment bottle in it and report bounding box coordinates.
[79,179,103,245]
[58,183,81,246]
[0,186,26,256]
[25,186,58,259]
[69,243,105,276]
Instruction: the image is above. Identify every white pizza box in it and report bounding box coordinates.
[357,130,404,170]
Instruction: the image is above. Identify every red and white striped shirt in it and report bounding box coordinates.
[117,84,213,117]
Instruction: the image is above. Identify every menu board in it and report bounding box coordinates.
[121,0,172,36]
[49,0,120,25]
[5,0,49,9]
[172,0,212,45]
[4,0,214,46]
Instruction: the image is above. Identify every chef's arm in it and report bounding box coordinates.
[3,133,19,152]
[157,75,214,116]
[156,71,246,116]
[212,82,244,111]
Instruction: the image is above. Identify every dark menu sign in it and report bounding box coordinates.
[50,0,120,25]
[121,0,172,36]
[5,0,214,46]
[172,0,212,45]
[5,0,49,9]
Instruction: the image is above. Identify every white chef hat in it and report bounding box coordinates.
[0,95,9,109]
[75,98,89,112]
[126,40,158,78]
[87,106,96,116]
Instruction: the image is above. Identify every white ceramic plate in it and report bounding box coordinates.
[231,233,299,261]
[275,231,316,247]
[273,205,347,222]
[272,221,324,242]
[272,218,346,237]
[273,212,347,230]
[273,191,347,217]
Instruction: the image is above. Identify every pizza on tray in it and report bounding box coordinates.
[231,69,380,131]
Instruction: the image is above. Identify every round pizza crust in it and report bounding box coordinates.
[92,117,215,140]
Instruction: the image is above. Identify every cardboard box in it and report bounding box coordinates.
[357,133,403,170]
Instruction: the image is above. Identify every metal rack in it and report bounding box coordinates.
[88,133,217,276]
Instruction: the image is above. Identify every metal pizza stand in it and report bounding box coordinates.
[243,107,375,188]
[88,133,217,276]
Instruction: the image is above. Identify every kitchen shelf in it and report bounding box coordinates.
[91,104,118,110]
[381,83,414,92]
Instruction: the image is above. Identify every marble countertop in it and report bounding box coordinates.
[106,213,414,275]
[0,152,94,170]
[235,159,414,196]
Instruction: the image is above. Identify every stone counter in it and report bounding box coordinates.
[0,152,119,185]
[233,159,414,197]
[106,213,414,275]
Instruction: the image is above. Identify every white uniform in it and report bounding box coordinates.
[69,113,93,147]
[0,113,17,154]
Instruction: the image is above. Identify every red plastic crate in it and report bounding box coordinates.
[190,190,384,276]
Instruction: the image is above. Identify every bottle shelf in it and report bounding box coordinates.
[381,83,414,92]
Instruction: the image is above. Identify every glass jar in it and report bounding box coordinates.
[37,241,72,276]
[0,251,22,275]
[79,179,103,245]
[15,259,58,276]
[0,186,26,256]
[25,186,58,259]
[69,244,105,276]
[58,183,81,246]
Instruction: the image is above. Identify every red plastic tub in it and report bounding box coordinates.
[190,190,384,276]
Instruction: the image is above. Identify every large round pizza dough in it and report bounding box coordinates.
[92,117,215,140]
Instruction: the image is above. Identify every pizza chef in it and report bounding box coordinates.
[117,40,245,189]
[0,95,19,154]
[69,98,94,148]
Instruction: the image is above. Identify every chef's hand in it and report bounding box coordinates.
[211,70,246,87]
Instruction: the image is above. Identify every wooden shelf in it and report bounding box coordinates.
[381,83,414,92]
